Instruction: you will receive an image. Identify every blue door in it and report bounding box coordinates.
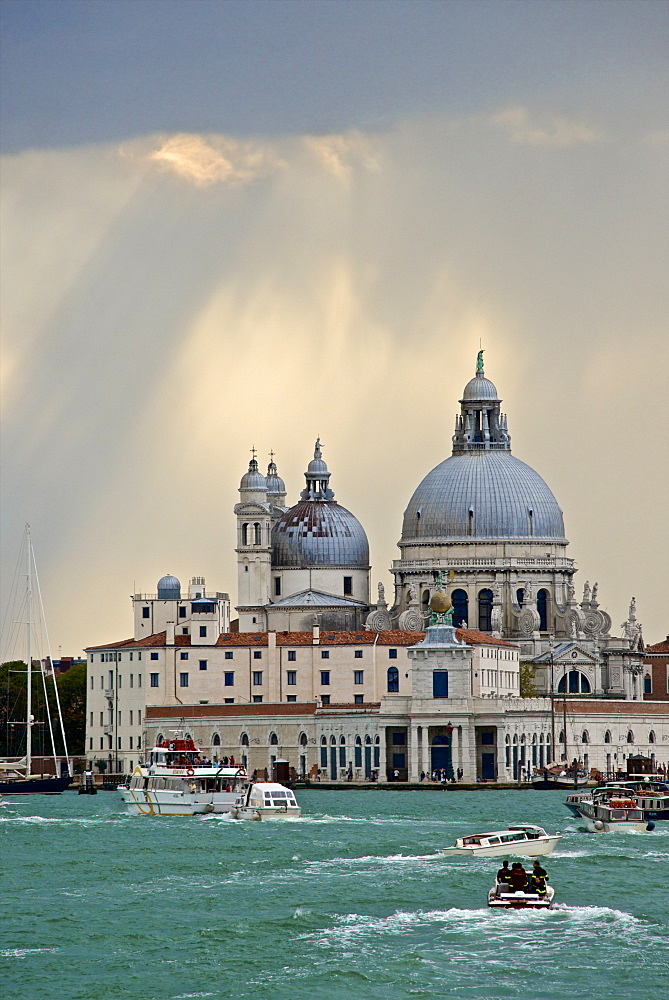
[481,753,495,780]
[364,745,372,778]
[330,746,337,780]
[431,735,453,779]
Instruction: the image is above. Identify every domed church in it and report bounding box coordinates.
[234,441,371,632]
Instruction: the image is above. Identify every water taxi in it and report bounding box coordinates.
[576,786,655,832]
[119,736,248,816]
[441,824,561,858]
[488,883,555,910]
[229,781,301,820]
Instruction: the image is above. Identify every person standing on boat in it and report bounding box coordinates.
[509,863,529,891]
[530,860,548,896]
[496,860,511,885]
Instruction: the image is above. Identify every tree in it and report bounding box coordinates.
[0,659,87,757]
[519,662,537,697]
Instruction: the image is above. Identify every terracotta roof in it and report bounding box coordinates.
[645,638,669,654]
[544,699,669,716]
[146,703,318,719]
[88,627,516,652]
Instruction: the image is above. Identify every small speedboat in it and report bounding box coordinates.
[488,883,555,910]
[229,781,301,820]
[441,824,561,858]
[577,786,655,832]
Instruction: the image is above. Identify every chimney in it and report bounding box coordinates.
[166,621,175,645]
[312,624,320,645]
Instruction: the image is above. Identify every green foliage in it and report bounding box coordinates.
[519,661,537,697]
[0,659,87,756]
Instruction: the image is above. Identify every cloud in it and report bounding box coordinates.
[147,132,285,185]
[490,105,603,147]
[304,130,381,179]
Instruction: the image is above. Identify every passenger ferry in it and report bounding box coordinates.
[567,779,669,821]
[577,786,655,832]
[119,736,248,816]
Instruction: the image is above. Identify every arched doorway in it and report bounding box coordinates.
[451,589,468,627]
[537,589,549,631]
[431,730,454,779]
[478,589,493,631]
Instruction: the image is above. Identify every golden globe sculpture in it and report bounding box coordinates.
[429,591,451,614]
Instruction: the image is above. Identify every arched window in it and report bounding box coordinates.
[320,736,327,768]
[558,730,565,744]
[649,730,656,744]
[299,732,308,746]
[254,522,261,545]
[422,589,430,611]
[604,730,612,744]
[537,589,549,631]
[558,670,591,694]
[241,733,249,747]
[516,588,525,607]
[478,589,493,632]
[330,735,336,745]
[212,733,221,746]
[242,523,249,545]
[581,731,589,744]
[355,736,362,768]
[269,732,278,746]
[339,735,346,768]
[374,735,380,768]
[451,589,469,627]
[387,667,399,692]
[626,730,634,744]
[157,733,164,744]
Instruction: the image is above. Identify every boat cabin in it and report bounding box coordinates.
[245,783,299,811]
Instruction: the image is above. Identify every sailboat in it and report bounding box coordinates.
[0,526,72,793]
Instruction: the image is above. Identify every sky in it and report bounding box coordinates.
[1,0,667,656]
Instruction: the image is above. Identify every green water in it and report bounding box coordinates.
[2,789,668,999]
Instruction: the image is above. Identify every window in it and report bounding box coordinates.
[644,674,652,694]
[433,670,448,698]
[354,670,364,685]
[392,732,406,745]
[224,698,234,704]
[321,650,329,659]
[626,730,634,744]
[199,660,207,671]
[320,671,330,686]
[137,732,141,744]
[118,737,122,749]
[343,576,353,595]
[150,673,159,688]
[253,695,263,703]
[118,710,122,725]
[478,589,493,631]
[129,710,133,725]
[354,694,364,704]
[225,651,233,660]
[199,626,207,638]
[287,695,297,702]
[99,711,104,725]
[287,671,296,686]
[180,673,189,687]
[142,607,150,619]
[179,606,186,618]
[182,628,189,635]
[130,674,134,687]
[355,650,363,659]
[287,650,296,661]
[254,650,262,660]
[129,736,133,750]
[242,523,249,545]
[254,522,261,545]
[253,671,263,686]
[321,738,328,768]
[224,672,234,686]
[451,589,469,627]
[388,648,397,659]
[604,730,612,743]
[481,732,494,745]
[274,577,281,596]
[537,589,549,631]
[387,667,399,692]
[138,673,142,685]
[150,652,158,661]
[355,736,362,767]
[321,694,330,705]
[180,652,188,660]
[90,676,94,690]
[649,730,656,744]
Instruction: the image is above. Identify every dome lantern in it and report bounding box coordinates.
[453,350,510,455]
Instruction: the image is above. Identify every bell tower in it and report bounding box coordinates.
[234,448,272,632]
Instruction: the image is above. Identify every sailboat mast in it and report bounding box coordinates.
[25,524,33,776]
[549,638,556,765]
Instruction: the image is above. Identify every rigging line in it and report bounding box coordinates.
[0,529,29,662]
[32,540,71,772]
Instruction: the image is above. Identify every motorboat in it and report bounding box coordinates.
[566,779,669,821]
[564,789,593,816]
[576,786,655,832]
[441,824,561,858]
[488,883,555,910]
[119,736,248,816]
[228,781,301,820]
[531,766,589,790]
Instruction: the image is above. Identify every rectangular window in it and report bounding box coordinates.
[354,694,364,704]
[118,737,122,749]
[138,713,141,726]
[388,648,397,659]
[354,670,364,685]
[90,711,93,726]
[150,673,159,688]
[224,698,234,704]
[138,673,142,686]
[355,650,363,658]
[129,736,133,750]
[224,672,234,686]
[182,627,189,635]
[433,670,449,698]
[142,607,150,619]
[108,670,114,687]
[392,753,406,769]
[253,671,263,686]
[253,650,262,659]
[130,673,134,687]
[130,652,133,661]
[321,650,329,659]
[287,695,297,702]
[179,606,186,618]
[100,675,103,687]
[99,711,104,726]
[225,650,233,659]
[138,653,141,661]
[199,660,207,670]
[118,710,122,725]
[343,576,352,595]
[180,652,188,660]
[392,731,406,745]
[253,695,263,703]
[180,672,189,687]
[150,652,158,660]
[320,694,330,705]
[320,671,330,686]
[129,710,133,726]
[90,676,94,690]
[481,731,494,745]
[89,738,93,750]
[199,626,207,638]
[100,737,104,750]
[287,650,296,661]
[274,577,281,596]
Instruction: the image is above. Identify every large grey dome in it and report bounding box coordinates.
[272,501,369,567]
[402,452,566,541]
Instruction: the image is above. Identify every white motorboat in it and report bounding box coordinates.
[119,736,248,816]
[488,883,555,910]
[577,786,655,832]
[229,781,301,820]
[441,824,561,858]
[567,779,669,821]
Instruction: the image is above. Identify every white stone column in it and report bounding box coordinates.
[422,725,430,776]
[378,727,387,782]
[461,719,475,781]
[497,724,509,783]
[410,725,420,781]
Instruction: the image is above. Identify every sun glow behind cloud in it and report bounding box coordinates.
[1,112,667,652]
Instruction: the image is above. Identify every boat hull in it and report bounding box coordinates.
[229,805,302,820]
[0,774,71,795]
[488,886,555,910]
[532,776,589,790]
[577,811,650,833]
[442,836,561,859]
[119,787,239,816]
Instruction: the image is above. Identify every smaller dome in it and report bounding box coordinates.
[306,437,328,476]
[240,457,267,491]
[266,459,286,495]
[462,374,499,401]
[157,575,181,599]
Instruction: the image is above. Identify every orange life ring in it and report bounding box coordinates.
[186,767,195,776]
[236,767,247,776]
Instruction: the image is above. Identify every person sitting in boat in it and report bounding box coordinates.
[508,863,529,891]
[530,860,548,896]
[496,860,511,885]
